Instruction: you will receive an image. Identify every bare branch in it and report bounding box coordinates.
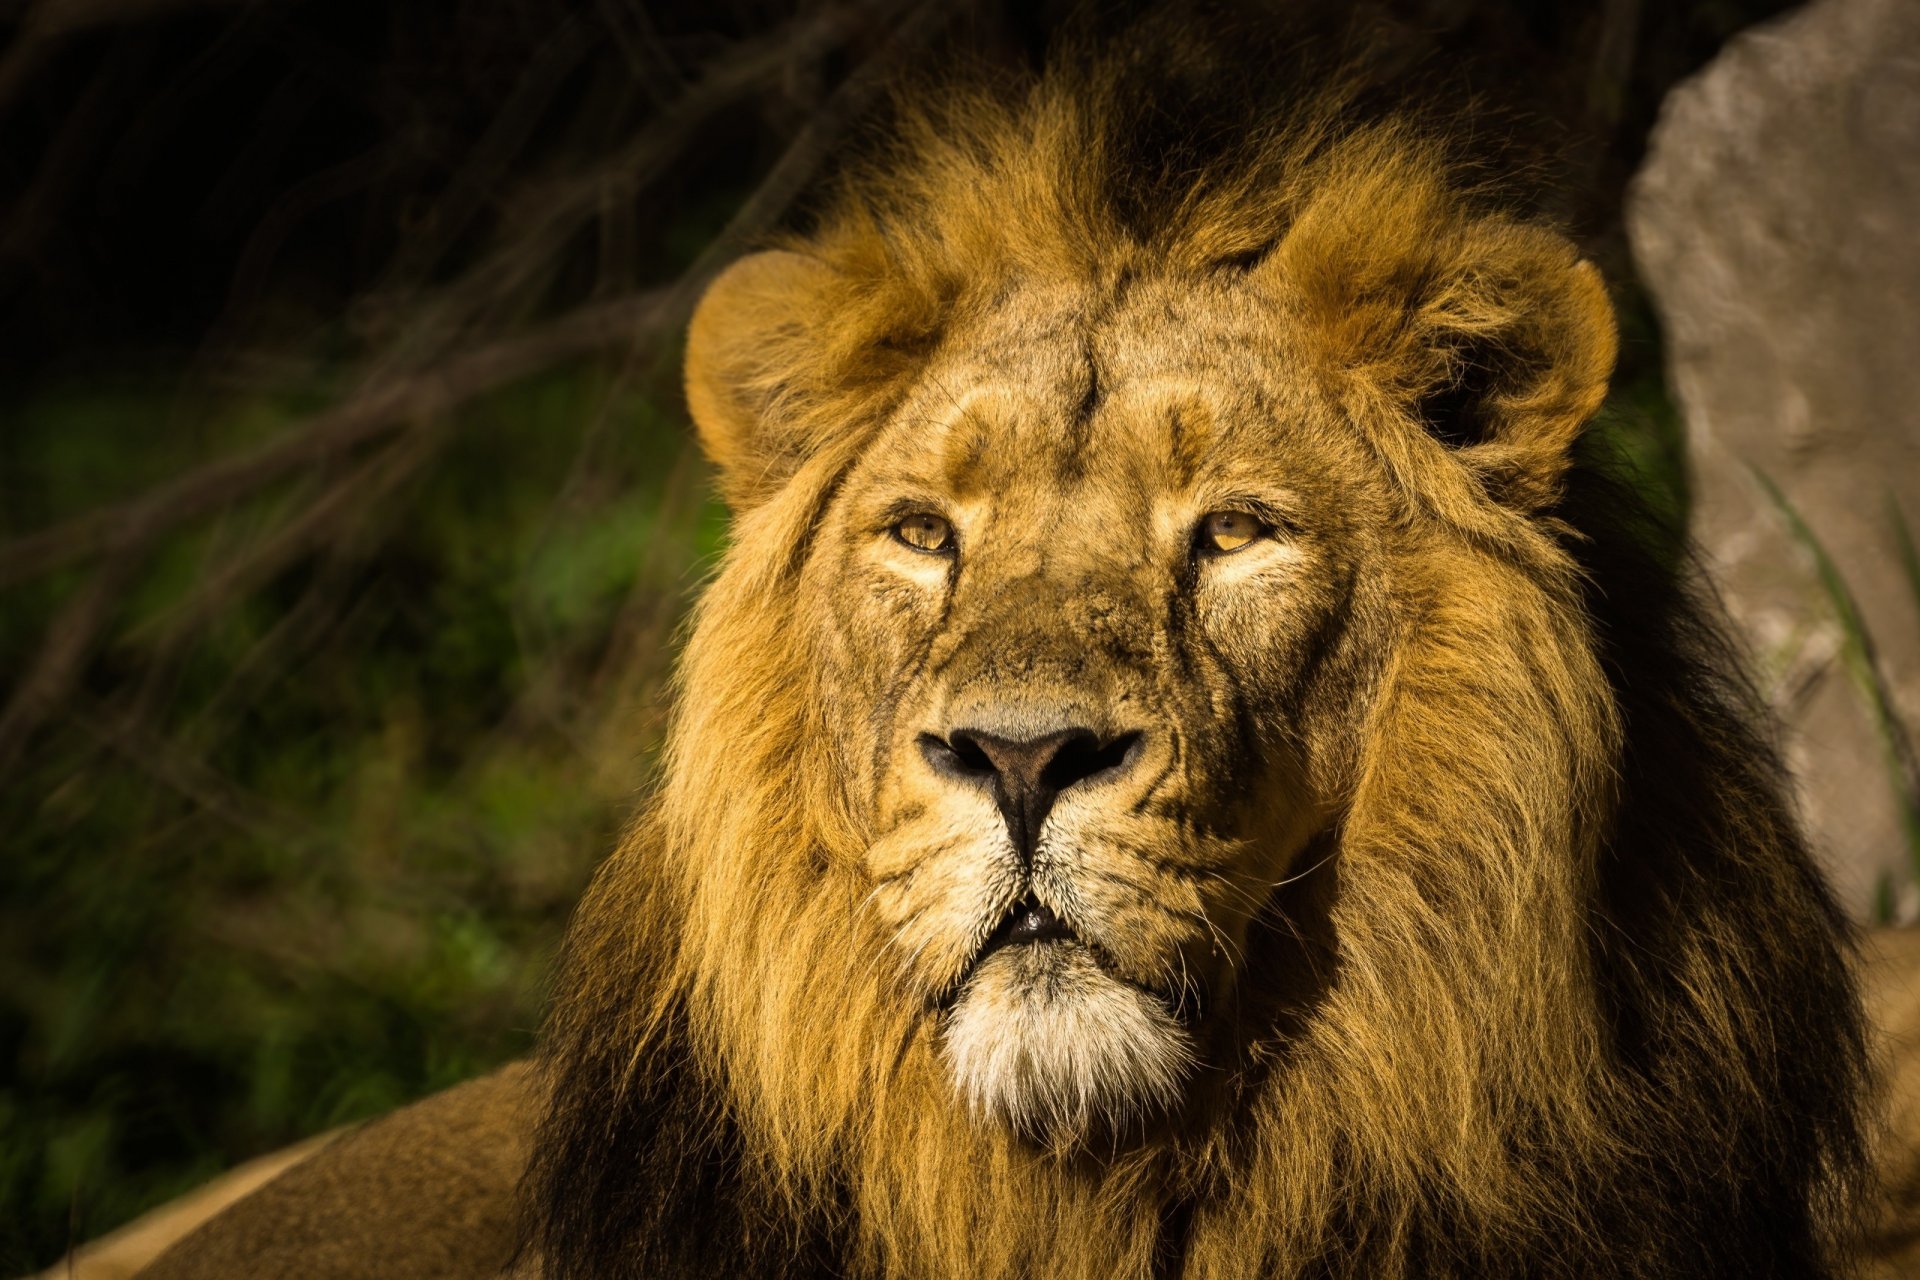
[73,698,302,841]
[0,0,254,117]
[0,288,673,588]
[384,2,888,360]
[0,556,135,769]
[670,0,948,297]
[133,423,437,654]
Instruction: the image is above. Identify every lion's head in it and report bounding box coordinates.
[527,47,1869,1280]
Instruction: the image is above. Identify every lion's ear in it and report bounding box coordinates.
[685,250,843,508]
[1271,171,1618,512]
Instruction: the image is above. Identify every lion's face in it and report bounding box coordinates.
[676,124,1617,1153]
[799,274,1385,1136]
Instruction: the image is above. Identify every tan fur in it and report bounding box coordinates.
[35,1133,336,1280]
[131,1064,535,1279]
[1862,928,1920,1275]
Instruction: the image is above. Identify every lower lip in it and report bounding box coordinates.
[961,935,1201,1024]
[976,932,1071,965]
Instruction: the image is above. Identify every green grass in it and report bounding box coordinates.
[0,363,722,1271]
[1751,469,1920,919]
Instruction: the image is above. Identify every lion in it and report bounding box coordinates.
[101,29,1900,1280]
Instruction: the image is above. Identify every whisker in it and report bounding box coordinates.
[1193,900,1247,970]
[867,864,920,889]
[854,908,925,993]
[1270,901,1329,990]
[1263,846,1336,892]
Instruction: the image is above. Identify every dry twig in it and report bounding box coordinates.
[0,289,672,589]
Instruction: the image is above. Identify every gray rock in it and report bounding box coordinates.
[1628,0,1920,919]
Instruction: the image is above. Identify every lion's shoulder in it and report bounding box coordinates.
[116,1062,537,1280]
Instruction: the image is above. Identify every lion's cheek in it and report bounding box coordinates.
[862,809,1019,995]
[1040,851,1230,1016]
[816,578,960,809]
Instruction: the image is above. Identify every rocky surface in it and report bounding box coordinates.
[1628,0,1920,919]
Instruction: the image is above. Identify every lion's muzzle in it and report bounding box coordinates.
[918,725,1145,865]
[907,718,1201,1140]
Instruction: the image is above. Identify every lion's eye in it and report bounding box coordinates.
[1197,510,1265,555]
[892,513,954,554]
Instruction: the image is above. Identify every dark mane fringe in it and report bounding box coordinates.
[833,0,1560,233]
[520,871,848,1279]
[1556,447,1870,1272]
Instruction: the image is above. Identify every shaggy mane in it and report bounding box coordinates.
[525,24,1870,1280]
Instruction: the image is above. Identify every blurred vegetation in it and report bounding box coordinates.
[0,0,1789,1270]
[0,365,724,1266]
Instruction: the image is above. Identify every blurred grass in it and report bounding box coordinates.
[0,362,724,1270]
[1751,471,1920,920]
[1590,286,1691,544]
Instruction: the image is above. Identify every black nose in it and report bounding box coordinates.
[919,727,1142,864]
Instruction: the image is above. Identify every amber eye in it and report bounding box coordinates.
[1197,510,1265,555]
[892,513,954,554]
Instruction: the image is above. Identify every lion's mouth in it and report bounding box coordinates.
[934,896,1077,1010]
[980,897,1077,956]
[943,896,1200,1022]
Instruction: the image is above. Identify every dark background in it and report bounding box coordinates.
[0,0,1793,1270]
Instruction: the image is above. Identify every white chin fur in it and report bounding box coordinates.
[941,943,1194,1139]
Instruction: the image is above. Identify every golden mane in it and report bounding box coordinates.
[525,37,1869,1280]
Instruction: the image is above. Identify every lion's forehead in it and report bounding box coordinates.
[875,277,1328,505]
